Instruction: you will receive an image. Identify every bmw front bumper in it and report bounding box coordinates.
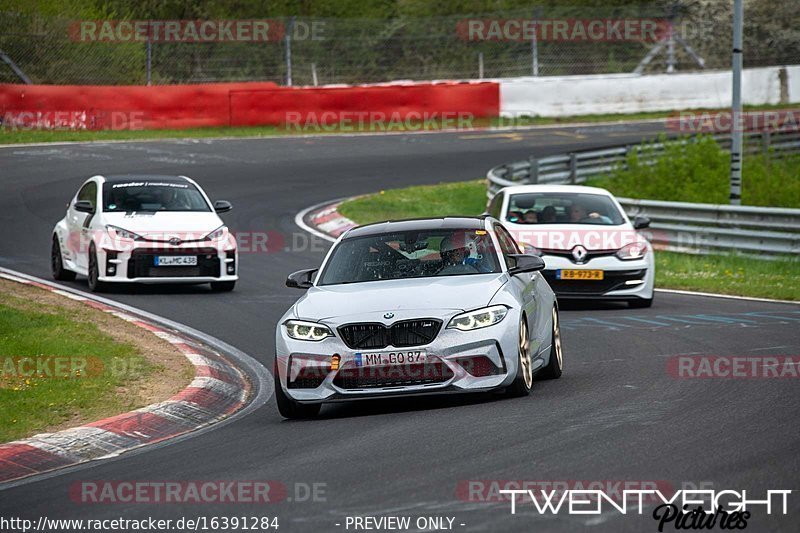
[274,309,545,403]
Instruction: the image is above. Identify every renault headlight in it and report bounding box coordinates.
[284,320,333,341]
[106,225,144,241]
[616,241,649,261]
[447,305,508,331]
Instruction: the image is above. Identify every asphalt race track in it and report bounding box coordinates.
[1,122,798,532]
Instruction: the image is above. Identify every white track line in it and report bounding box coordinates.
[655,288,799,305]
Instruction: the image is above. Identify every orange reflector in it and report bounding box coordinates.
[475,230,487,235]
[331,354,341,370]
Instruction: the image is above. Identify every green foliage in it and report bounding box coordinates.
[587,135,800,208]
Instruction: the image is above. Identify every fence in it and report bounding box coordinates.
[486,130,800,256]
[1,3,799,86]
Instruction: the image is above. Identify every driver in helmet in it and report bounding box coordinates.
[439,232,490,275]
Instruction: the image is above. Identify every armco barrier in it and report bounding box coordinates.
[486,130,800,256]
[0,81,500,130]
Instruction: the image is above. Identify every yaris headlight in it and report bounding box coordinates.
[106,225,144,241]
[616,241,649,261]
[284,320,333,341]
[204,225,227,241]
[447,305,508,331]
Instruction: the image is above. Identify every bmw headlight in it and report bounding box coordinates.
[284,320,333,341]
[106,225,144,241]
[447,305,508,331]
[616,241,648,261]
[204,225,227,241]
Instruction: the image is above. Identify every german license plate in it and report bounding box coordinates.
[154,255,197,266]
[354,351,426,367]
[557,269,604,280]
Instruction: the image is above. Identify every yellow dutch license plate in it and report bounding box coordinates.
[557,269,604,280]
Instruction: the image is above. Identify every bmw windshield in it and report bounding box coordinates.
[103,181,211,212]
[318,229,502,285]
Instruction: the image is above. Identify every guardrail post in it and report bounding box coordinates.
[528,156,539,184]
[762,130,771,159]
[569,153,577,184]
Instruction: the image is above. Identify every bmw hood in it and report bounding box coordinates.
[102,212,223,237]
[294,274,508,322]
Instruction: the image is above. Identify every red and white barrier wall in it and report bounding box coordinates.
[0,81,500,130]
[498,66,800,117]
[2,65,798,131]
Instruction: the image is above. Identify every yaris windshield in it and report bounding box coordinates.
[103,181,211,212]
[506,192,625,226]
[318,229,502,285]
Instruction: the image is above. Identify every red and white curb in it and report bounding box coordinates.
[295,198,358,243]
[0,270,253,485]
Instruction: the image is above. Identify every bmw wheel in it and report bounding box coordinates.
[539,306,563,380]
[506,316,533,397]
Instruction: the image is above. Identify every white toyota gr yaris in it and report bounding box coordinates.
[51,174,238,292]
[274,216,564,419]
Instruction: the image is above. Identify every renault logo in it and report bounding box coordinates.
[571,245,588,263]
[383,312,395,319]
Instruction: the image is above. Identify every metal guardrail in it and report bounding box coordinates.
[486,130,800,256]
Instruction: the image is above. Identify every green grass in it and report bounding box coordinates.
[338,180,486,223]
[656,252,800,301]
[2,103,797,145]
[586,134,800,208]
[0,295,156,442]
[338,181,799,300]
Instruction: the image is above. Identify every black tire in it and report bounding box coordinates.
[87,245,109,293]
[51,236,76,281]
[629,296,653,309]
[538,306,563,380]
[210,281,236,292]
[506,316,533,397]
[274,361,321,419]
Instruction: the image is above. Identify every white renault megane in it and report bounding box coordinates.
[51,175,238,292]
[274,217,563,419]
[487,185,655,308]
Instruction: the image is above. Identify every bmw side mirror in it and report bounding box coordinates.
[633,215,651,230]
[507,254,545,276]
[214,200,232,213]
[74,200,94,213]
[286,268,318,289]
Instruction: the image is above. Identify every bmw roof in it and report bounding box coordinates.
[344,216,489,238]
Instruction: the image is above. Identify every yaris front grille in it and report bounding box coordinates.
[337,319,442,349]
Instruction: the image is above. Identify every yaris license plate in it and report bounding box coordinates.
[354,351,426,367]
[154,255,198,266]
[558,269,604,280]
